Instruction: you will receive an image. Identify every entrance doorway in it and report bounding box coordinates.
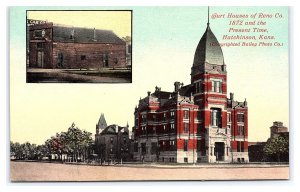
[37,51,44,68]
[215,142,225,161]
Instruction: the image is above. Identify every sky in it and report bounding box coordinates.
[10,6,288,144]
[27,10,131,38]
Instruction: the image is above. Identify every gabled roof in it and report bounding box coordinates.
[52,25,125,44]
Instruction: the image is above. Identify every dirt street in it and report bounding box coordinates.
[10,161,289,181]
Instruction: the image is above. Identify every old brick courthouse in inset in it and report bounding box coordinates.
[132,17,249,163]
[27,20,127,69]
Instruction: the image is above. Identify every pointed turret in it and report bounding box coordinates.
[96,113,107,134]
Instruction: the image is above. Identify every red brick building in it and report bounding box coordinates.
[132,20,249,163]
[28,20,126,69]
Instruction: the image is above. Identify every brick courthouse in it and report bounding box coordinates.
[27,20,126,69]
[132,19,249,163]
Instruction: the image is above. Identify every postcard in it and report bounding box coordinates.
[10,6,289,181]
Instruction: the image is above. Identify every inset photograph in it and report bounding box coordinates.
[26,10,132,83]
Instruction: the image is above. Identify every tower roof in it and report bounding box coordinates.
[97,113,107,130]
[193,24,224,66]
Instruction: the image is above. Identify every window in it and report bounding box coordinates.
[171,123,175,130]
[184,140,188,151]
[210,108,222,127]
[37,42,45,49]
[184,110,189,119]
[184,123,189,133]
[153,126,156,134]
[81,55,86,60]
[153,114,156,121]
[123,137,127,143]
[238,126,244,135]
[163,125,166,131]
[212,80,222,93]
[197,140,201,152]
[142,114,147,122]
[110,137,114,143]
[227,113,231,122]
[237,141,244,152]
[34,29,45,38]
[195,81,202,93]
[170,140,176,151]
[184,157,188,163]
[237,114,244,122]
[103,53,109,67]
[170,111,175,118]
[141,126,146,135]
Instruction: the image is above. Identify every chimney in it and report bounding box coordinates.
[174,81,181,92]
[147,91,151,96]
[230,92,234,100]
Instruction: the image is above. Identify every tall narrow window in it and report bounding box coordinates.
[195,81,202,93]
[212,80,222,93]
[210,108,222,128]
[184,123,189,133]
[238,126,244,135]
[171,123,175,130]
[237,114,245,122]
[227,113,231,122]
[184,110,189,119]
[184,140,188,151]
[103,53,109,67]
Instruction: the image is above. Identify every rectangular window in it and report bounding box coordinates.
[184,123,189,133]
[153,114,156,121]
[197,140,201,152]
[184,157,188,163]
[195,81,202,93]
[184,140,188,151]
[212,80,222,93]
[37,42,45,49]
[170,111,175,118]
[110,137,114,143]
[238,126,244,135]
[170,140,176,151]
[81,55,86,60]
[34,30,44,37]
[184,110,189,119]
[142,126,146,135]
[171,123,175,130]
[237,141,244,152]
[237,114,244,122]
[227,113,231,122]
[210,108,222,128]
